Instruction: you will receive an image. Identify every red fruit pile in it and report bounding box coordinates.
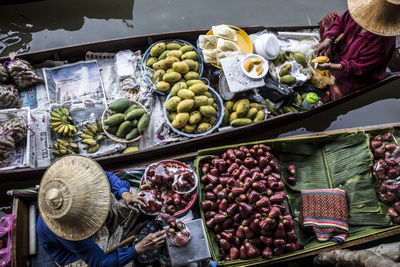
[159,212,191,247]
[140,161,196,215]
[371,133,400,181]
[200,144,300,261]
[371,133,400,224]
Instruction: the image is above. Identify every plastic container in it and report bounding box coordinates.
[254,33,280,60]
[140,160,198,217]
[301,92,319,111]
[163,86,224,138]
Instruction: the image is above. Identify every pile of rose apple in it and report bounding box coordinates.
[200,144,300,261]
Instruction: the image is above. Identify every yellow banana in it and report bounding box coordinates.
[51,122,63,127]
[57,139,69,147]
[82,139,97,146]
[88,144,100,153]
[54,124,63,132]
[59,149,67,155]
[58,125,66,134]
[63,124,70,136]
[86,123,98,134]
[82,128,94,136]
[62,107,70,116]
[80,133,94,140]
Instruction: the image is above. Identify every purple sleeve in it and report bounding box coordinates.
[37,215,138,267]
[340,38,395,77]
[105,171,130,199]
[324,11,348,40]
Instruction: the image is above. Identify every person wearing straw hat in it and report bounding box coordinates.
[36,155,166,266]
[315,0,399,102]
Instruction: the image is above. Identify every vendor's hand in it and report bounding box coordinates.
[135,230,167,254]
[315,38,332,56]
[121,192,148,212]
[317,62,341,71]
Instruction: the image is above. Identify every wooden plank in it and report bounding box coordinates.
[11,198,30,267]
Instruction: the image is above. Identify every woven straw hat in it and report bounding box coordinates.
[348,0,400,36]
[38,155,111,241]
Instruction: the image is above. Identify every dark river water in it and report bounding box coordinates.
[1,0,399,139]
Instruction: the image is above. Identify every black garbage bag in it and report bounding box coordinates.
[257,76,294,109]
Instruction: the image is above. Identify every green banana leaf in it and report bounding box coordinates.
[195,130,397,266]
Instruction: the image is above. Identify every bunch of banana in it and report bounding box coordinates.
[80,121,104,153]
[52,137,79,157]
[50,107,77,136]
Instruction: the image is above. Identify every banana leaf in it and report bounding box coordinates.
[195,130,397,266]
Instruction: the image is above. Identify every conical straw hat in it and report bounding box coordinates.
[38,155,111,241]
[348,0,400,36]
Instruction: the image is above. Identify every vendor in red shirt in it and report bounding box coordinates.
[315,0,400,102]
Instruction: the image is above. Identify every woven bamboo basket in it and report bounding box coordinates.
[101,100,148,144]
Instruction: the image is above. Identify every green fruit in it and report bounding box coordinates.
[165,96,182,111]
[246,107,258,119]
[182,59,197,70]
[152,59,166,70]
[184,71,199,80]
[125,109,146,121]
[168,112,177,122]
[131,119,138,128]
[126,128,140,140]
[253,110,265,123]
[166,68,175,73]
[104,113,125,126]
[198,123,212,133]
[273,50,286,66]
[225,101,235,113]
[116,121,132,138]
[183,123,197,133]
[177,89,195,99]
[186,79,204,87]
[109,98,130,113]
[150,42,166,57]
[152,69,166,83]
[199,106,216,118]
[167,50,183,59]
[194,95,208,107]
[157,50,170,61]
[235,99,250,117]
[106,125,119,135]
[146,57,158,67]
[124,105,138,115]
[172,62,189,74]
[189,111,202,125]
[204,92,212,98]
[222,107,230,126]
[156,81,171,92]
[189,83,208,95]
[280,75,296,85]
[164,56,180,67]
[171,82,187,96]
[179,45,194,53]
[166,42,182,50]
[207,97,214,106]
[162,72,182,83]
[138,114,150,134]
[230,118,253,127]
[279,63,292,77]
[172,113,189,129]
[177,99,194,113]
[182,51,198,61]
[293,51,307,67]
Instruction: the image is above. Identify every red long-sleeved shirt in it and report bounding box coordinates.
[324,11,396,96]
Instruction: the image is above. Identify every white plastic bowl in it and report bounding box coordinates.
[254,33,280,60]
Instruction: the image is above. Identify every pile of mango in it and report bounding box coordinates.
[222,99,265,127]
[265,93,303,117]
[145,41,201,93]
[165,80,218,134]
[104,98,150,141]
[274,50,308,86]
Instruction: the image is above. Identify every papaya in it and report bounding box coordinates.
[116,121,132,138]
[137,114,150,134]
[104,113,125,126]
[109,98,130,113]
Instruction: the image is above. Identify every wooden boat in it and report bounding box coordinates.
[11,122,400,267]
[1,25,400,194]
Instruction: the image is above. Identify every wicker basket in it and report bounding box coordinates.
[101,100,148,143]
